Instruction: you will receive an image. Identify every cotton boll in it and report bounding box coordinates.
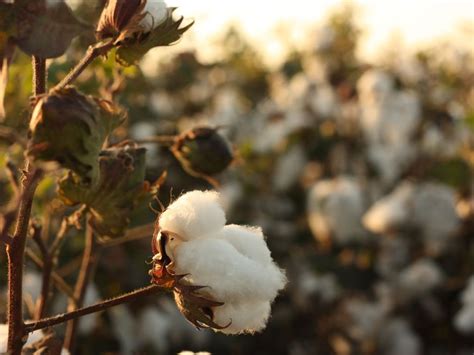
[78,285,100,334]
[346,300,386,340]
[109,305,139,354]
[219,224,272,265]
[307,177,367,244]
[137,306,171,353]
[159,191,226,241]
[174,238,286,303]
[0,324,55,354]
[397,259,444,301]
[23,270,42,303]
[141,0,168,31]
[379,318,421,355]
[212,300,271,335]
[272,145,307,192]
[363,182,415,234]
[412,183,460,254]
[357,69,394,104]
[454,276,474,334]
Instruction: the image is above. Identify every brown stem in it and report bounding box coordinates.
[31,224,52,320]
[134,135,177,147]
[26,249,77,303]
[6,168,42,354]
[32,56,47,96]
[25,285,166,333]
[54,41,114,90]
[63,221,98,352]
[100,223,154,248]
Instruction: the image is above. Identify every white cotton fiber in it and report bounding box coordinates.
[212,300,271,335]
[174,237,286,302]
[218,224,272,265]
[159,191,226,240]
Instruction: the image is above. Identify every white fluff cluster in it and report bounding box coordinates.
[357,69,421,185]
[158,191,287,334]
[141,0,168,31]
[307,177,367,244]
[363,182,460,254]
[397,259,444,301]
[454,276,474,334]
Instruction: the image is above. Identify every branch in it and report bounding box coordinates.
[32,56,47,96]
[26,249,77,304]
[134,135,176,147]
[6,167,43,354]
[63,221,99,352]
[25,285,166,333]
[54,41,114,90]
[31,223,52,320]
[99,223,154,248]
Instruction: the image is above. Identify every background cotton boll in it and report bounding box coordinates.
[357,69,394,104]
[159,191,226,240]
[307,177,367,244]
[141,0,168,31]
[412,183,460,254]
[137,306,171,353]
[397,259,444,301]
[174,238,286,302]
[379,319,421,355]
[363,182,415,234]
[272,144,307,192]
[454,276,474,334]
[212,300,271,335]
[109,305,139,354]
[346,300,386,340]
[219,224,272,265]
[0,324,54,354]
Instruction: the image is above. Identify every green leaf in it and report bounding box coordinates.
[15,0,91,58]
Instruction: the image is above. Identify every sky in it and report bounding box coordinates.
[164,0,474,66]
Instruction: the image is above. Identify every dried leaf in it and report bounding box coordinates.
[96,0,145,40]
[15,0,91,58]
[115,8,194,66]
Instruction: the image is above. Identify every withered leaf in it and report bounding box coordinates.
[115,8,194,66]
[15,0,91,58]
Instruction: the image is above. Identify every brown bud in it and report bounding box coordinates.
[96,0,145,41]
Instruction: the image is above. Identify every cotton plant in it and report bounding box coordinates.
[150,190,287,334]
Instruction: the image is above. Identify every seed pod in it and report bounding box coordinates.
[28,87,125,182]
[171,127,234,178]
[58,146,147,237]
[96,0,145,41]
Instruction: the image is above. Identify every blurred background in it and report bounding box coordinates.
[1,0,474,354]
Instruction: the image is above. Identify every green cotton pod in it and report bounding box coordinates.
[28,87,125,183]
[58,146,148,237]
[115,8,193,66]
[172,127,234,177]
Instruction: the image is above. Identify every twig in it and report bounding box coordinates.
[63,221,98,352]
[32,56,47,97]
[54,41,114,90]
[31,223,52,320]
[134,135,177,147]
[99,223,154,248]
[26,249,77,303]
[25,285,166,333]
[6,167,43,354]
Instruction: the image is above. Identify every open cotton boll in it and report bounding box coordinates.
[454,276,474,334]
[159,191,226,240]
[219,224,272,265]
[174,237,286,303]
[363,182,415,234]
[397,259,444,301]
[141,0,168,31]
[212,300,271,335]
[307,177,367,244]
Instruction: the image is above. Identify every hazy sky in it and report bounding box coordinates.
[165,0,474,65]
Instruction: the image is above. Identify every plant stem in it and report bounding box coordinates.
[32,224,52,320]
[63,221,98,352]
[25,285,165,333]
[6,168,42,354]
[32,56,47,96]
[54,41,114,90]
[26,249,77,303]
